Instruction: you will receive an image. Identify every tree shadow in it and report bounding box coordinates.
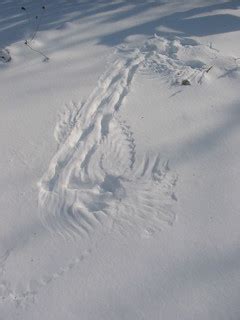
[99,0,240,45]
[0,0,129,47]
[165,100,240,167]
[1,0,239,49]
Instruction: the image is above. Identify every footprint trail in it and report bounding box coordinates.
[39,35,227,239]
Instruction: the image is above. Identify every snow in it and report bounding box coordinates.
[1,0,240,319]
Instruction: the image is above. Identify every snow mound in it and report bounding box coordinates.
[138,35,239,85]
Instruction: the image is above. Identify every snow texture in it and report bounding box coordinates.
[1,0,240,319]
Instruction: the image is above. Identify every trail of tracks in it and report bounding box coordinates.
[1,34,237,312]
[39,35,239,240]
[40,37,210,239]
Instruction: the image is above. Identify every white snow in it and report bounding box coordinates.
[1,0,240,319]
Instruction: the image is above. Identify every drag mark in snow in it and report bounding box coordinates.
[39,36,216,239]
[2,36,235,312]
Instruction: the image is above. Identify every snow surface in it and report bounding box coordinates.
[1,0,240,319]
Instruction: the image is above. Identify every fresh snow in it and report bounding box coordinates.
[1,1,240,319]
